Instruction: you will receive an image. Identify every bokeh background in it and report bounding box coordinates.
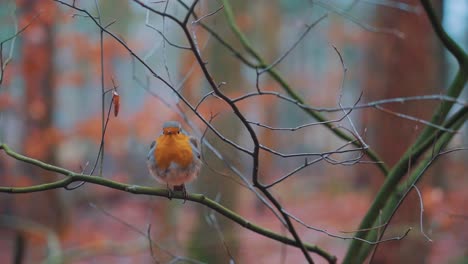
[0,0,467,263]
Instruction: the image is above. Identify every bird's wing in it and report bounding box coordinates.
[189,136,201,159]
[180,128,201,159]
[147,140,156,160]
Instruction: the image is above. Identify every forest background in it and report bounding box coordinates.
[0,0,467,263]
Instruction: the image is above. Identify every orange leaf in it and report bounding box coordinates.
[112,90,120,117]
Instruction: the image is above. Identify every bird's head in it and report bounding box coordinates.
[162,121,182,135]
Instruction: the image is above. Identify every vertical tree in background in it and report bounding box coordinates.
[188,2,249,262]
[361,0,443,262]
[7,0,67,261]
[251,1,281,198]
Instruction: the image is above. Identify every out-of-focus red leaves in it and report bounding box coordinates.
[0,94,14,111]
[112,90,120,117]
[179,52,203,93]
[28,98,47,121]
[235,13,253,31]
[130,99,174,140]
[56,70,85,88]
[23,127,63,159]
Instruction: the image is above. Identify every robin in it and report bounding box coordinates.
[147,121,202,198]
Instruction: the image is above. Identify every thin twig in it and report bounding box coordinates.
[375,105,457,133]
[55,0,253,156]
[412,185,433,242]
[205,194,236,263]
[283,209,412,245]
[93,0,105,177]
[192,5,224,24]
[313,0,405,38]
[0,13,39,86]
[258,14,328,74]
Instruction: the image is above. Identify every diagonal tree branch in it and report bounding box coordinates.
[344,105,468,263]
[343,0,468,260]
[131,1,318,262]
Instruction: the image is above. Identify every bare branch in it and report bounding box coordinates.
[313,0,405,38]
[184,0,200,25]
[283,209,412,245]
[1,13,39,86]
[360,0,422,13]
[205,194,236,263]
[375,105,458,133]
[411,185,433,242]
[260,144,365,159]
[258,14,328,74]
[192,4,224,24]
[55,0,253,156]
[265,140,359,188]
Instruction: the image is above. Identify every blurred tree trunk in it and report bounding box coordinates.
[13,1,67,261]
[186,1,252,262]
[252,0,281,204]
[359,1,444,263]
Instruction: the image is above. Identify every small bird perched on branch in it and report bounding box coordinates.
[147,121,201,198]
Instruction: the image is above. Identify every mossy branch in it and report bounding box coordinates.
[352,107,467,263]
[342,0,468,262]
[0,143,336,263]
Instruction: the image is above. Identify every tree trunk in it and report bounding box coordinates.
[360,1,444,263]
[12,1,67,261]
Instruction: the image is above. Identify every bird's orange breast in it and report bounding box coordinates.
[154,134,193,169]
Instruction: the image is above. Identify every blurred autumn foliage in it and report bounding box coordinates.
[0,0,467,263]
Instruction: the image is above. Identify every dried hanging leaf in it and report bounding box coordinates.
[112,90,120,117]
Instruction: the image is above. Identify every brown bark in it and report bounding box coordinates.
[360,1,444,263]
[12,1,67,261]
